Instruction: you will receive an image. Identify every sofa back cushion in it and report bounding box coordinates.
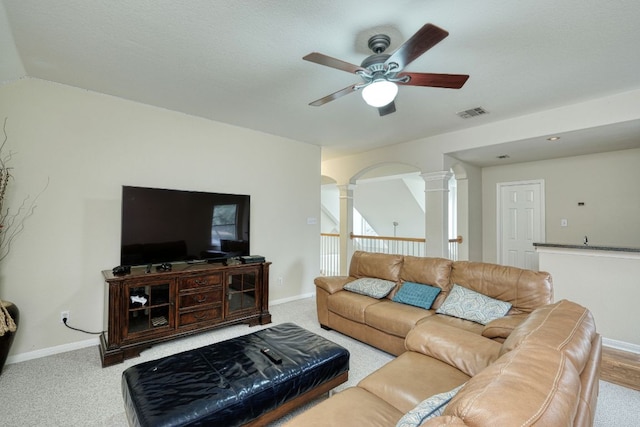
[500,299,597,374]
[401,256,452,288]
[441,343,581,426]
[401,256,452,307]
[349,251,403,283]
[450,261,553,313]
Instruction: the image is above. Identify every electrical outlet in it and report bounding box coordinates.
[278,276,283,287]
[60,310,70,324]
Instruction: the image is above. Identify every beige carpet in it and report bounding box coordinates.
[0,297,638,426]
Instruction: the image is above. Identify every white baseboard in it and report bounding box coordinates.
[6,337,100,365]
[602,337,640,354]
[6,293,316,366]
[270,292,315,306]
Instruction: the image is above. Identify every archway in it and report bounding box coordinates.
[321,163,426,274]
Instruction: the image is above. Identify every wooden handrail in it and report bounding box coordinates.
[324,232,462,245]
[349,232,425,243]
[320,233,340,237]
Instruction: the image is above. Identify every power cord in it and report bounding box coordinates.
[62,317,104,335]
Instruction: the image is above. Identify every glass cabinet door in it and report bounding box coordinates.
[226,269,259,316]
[125,280,173,337]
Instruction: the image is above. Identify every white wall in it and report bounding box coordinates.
[320,184,339,234]
[482,148,640,263]
[0,78,320,359]
[0,3,25,83]
[354,178,425,238]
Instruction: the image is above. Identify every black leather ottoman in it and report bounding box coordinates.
[122,323,350,427]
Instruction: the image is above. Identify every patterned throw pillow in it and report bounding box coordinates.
[392,282,441,310]
[436,284,512,325]
[343,278,396,299]
[396,384,465,427]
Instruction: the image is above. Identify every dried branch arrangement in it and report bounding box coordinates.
[0,117,47,334]
[0,118,46,263]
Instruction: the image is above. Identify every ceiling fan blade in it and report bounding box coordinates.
[309,84,359,106]
[378,101,396,116]
[385,23,449,71]
[303,52,365,74]
[398,72,469,89]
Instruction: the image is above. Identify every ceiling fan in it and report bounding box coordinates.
[303,23,469,116]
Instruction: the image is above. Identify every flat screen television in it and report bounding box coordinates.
[120,186,250,266]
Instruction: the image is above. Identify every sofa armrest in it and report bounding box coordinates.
[481,313,529,339]
[314,276,351,295]
[405,320,502,377]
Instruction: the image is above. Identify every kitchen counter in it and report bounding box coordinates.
[534,242,640,253]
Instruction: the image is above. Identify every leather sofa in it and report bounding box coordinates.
[284,298,601,426]
[315,251,554,355]
[284,252,600,426]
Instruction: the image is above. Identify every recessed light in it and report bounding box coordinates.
[547,136,561,141]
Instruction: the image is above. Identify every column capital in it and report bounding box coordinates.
[336,184,357,198]
[421,170,453,192]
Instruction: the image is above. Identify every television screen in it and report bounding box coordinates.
[120,186,250,266]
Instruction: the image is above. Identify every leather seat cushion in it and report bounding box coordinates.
[328,291,381,323]
[417,313,484,335]
[358,351,470,414]
[282,387,403,427]
[365,300,433,337]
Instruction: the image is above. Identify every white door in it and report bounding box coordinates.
[497,180,545,270]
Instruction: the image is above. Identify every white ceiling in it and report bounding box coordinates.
[2,0,640,163]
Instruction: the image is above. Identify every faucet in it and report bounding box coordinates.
[584,235,588,245]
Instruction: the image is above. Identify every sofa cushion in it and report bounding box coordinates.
[344,278,397,299]
[405,322,502,377]
[358,351,470,414]
[436,284,512,325]
[416,314,484,335]
[365,300,433,338]
[281,387,403,427]
[396,384,465,427]
[500,299,597,374]
[442,343,581,426]
[481,313,529,339]
[450,261,553,314]
[349,251,403,282]
[327,291,381,323]
[392,282,441,309]
[401,256,452,289]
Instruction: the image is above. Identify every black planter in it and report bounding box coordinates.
[0,300,19,374]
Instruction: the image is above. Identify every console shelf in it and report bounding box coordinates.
[100,261,271,367]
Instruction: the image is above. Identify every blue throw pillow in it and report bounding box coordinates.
[392,281,442,310]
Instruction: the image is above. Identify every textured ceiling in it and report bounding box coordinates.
[2,0,640,162]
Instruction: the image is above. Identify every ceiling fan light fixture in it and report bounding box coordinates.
[361,79,398,107]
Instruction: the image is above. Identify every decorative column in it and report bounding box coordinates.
[337,184,356,275]
[454,175,470,260]
[422,171,452,258]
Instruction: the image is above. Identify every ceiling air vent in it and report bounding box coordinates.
[457,107,489,119]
